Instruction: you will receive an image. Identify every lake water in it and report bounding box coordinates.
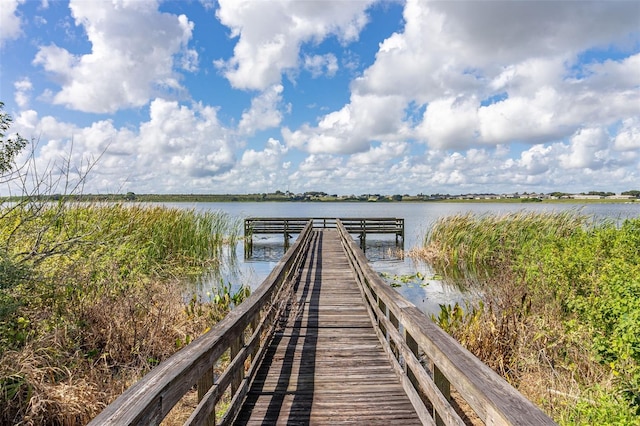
[168,201,640,316]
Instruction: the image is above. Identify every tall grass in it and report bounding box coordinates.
[419,211,640,424]
[0,202,243,425]
[423,210,587,280]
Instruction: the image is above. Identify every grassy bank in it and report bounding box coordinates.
[416,211,640,424]
[0,202,244,424]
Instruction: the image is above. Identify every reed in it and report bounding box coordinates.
[424,210,587,280]
[421,212,640,424]
[0,202,243,424]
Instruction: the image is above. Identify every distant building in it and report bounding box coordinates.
[574,194,604,200]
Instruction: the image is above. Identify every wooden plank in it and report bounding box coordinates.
[336,220,556,426]
[88,224,315,426]
[234,230,421,425]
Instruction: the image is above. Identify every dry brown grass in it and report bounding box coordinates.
[427,267,618,421]
[0,279,228,425]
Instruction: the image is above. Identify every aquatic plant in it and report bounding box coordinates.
[421,212,640,423]
[0,202,243,424]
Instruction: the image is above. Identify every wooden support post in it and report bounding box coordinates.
[378,298,387,340]
[405,331,432,417]
[434,364,451,426]
[231,335,244,395]
[197,367,216,426]
[251,316,260,363]
[390,311,400,360]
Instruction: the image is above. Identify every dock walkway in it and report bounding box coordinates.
[89,218,556,426]
[235,229,421,424]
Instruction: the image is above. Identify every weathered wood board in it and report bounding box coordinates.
[234,230,422,425]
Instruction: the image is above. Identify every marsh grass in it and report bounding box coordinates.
[420,211,640,424]
[423,211,587,280]
[0,202,242,425]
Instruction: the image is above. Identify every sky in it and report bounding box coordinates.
[1,0,639,196]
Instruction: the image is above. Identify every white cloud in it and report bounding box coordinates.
[294,0,640,156]
[32,0,195,113]
[304,53,338,78]
[348,142,408,167]
[559,127,609,170]
[417,96,479,149]
[240,138,287,168]
[0,0,24,47]
[5,0,640,196]
[14,78,33,109]
[283,93,407,154]
[614,118,640,151]
[238,85,284,136]
[215,0,373,90]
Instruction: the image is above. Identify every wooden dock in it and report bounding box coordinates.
[89,219,556,426]
[244,217,404,256]
[234,229,421,424]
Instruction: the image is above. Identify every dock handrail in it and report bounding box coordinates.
[88,221,314,425]
[336,219,556,426]
[244,217,404,236]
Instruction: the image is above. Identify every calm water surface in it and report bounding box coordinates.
[168,202,640,316]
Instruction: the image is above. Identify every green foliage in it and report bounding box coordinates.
[379,271,430,288]
[425,213,640,421]
[0,201,244,423]
[0,203,241,353]
[425,210,586,280]
[0,101,28,176]
[559,386,639,425]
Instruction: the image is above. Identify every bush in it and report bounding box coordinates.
[424,213,640,422]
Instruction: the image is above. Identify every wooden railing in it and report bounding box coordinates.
[244,217,404,238]
[244,217,404,257]
[336,220,556,426]
[90,218,556,425]
[88,222,314,426]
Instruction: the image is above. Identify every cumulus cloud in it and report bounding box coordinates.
[417,96,479,149]
[215,0,373,90]
[9,98,239,193]
[348,142,408,167]
[559,127,609,170]
[138,99,234,179]
[614,118,640,151]
[32,0,196,113]
[238,85,284,136]
[283,93,407,154]
[290,0,640,158]
[0,0,24,47]
[304,53,338,78]
[5,0,639,196]
[240,138,287,168]
[14,78,33,109]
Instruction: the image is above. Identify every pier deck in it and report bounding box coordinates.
[234,229,421,424]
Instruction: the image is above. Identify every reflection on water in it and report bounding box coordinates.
[245,235,293,262]
[234,232,465,316]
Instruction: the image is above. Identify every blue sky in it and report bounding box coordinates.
[1,0,639,195]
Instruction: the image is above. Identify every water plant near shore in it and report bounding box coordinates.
[0,202,243,424]
[420,211,640,424]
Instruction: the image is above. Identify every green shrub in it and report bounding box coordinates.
[424,213,640,421]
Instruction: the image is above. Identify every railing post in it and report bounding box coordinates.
[197,368,216,426]
[390,311,400,360]
[231,334,244,395]
[434,365,451,426]
[251,315,260,362]
[378,298,387,340]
